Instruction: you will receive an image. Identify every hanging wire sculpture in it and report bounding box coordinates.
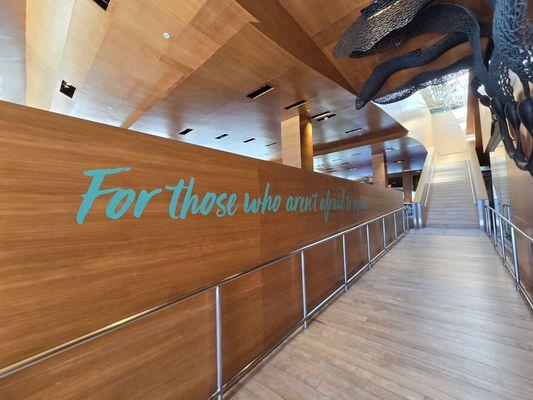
[334,0,533,175]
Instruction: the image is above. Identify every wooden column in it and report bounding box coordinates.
[371,152,387,187]
[402,171,413,202]
[281,115,313,171]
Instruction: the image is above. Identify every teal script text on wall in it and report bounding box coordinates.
[77,167,368,224]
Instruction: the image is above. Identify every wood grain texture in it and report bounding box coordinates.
[21,0,406,163]
[221,255,302,383]
[345,227,367,277]
[228,229,533,400]
[368,219,385,258]
[0,291,217,400]
[304,238,344,312]
[0,101,402,375]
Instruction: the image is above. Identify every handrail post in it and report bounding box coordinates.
[393,212,398,241]
[402,208,407,235]
[491,209,497,245]
[342,234,348,292]
[366,224,372,268]
[499,215,506,265]
[215,285,223,400]
[511,226,520,285]
[485,205,489,235]
[382,217,387,252]
[300,251,308,330]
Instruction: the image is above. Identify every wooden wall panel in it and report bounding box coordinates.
[385,213,396,246]
[396,210,405,236]
[0,101,402,389]
[0,291,217,400]
[0,101,262,367]
[257,161,401,262]
[221,255,301,382]
[368,219,385,258]
[304,238,344,312]
[345,227,367,277]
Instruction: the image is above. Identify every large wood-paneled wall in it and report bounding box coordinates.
[0,101,403,398]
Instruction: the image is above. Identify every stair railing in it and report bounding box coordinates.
[485,205,533,311]
[412,147,436,228]
[466,144,489,229]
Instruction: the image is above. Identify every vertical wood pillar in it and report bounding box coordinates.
[372,152,387,187]
[402,171,413,202]
[281,115,313,171]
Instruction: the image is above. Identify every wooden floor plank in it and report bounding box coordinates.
[228,229,533,400]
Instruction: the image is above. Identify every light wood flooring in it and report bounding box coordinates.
[227,229,533,400]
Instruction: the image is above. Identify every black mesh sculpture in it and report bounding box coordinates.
[334,0,533,175]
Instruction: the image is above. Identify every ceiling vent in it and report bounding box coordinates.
[311,111,331,120]
[316,113,336,122]
[345,128,362,134]
[246,84,274,100]
[215,134,228,139]
[59,80,76,98]
[243,138,256,143]
[283,99,307,110]
[266,142,277,147]
[93,0,110,11]
[178,128,193,135]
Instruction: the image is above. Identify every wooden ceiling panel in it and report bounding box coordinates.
[315,137,427,180]
[26,0,75,110]
[26,0,253,128]
[17,0,407,164]
[131,23,405,160]
[49,0,112,116]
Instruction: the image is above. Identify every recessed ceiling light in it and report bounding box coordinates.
[317,113,336,122]
[311,111,331,119]
[162,32,171,39]
[246,84,274,100]
[93,0,110,11]
[215,134,228,139]
[266,142,277,147]
[345,128,362,134]
[348,167,358,171]
[59,80,76,98]
[243,138,255,143]
[178,128,193,135]
[283,99,308,110]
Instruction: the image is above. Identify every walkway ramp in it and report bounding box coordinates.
[228,229,533,400]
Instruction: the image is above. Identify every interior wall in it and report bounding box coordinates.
[0,100,403,398]
[485,75,533,292]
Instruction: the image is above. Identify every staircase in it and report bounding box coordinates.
[426,159,479,228]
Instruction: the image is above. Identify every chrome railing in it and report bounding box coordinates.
[484,205,533,311]
[465,158,477,205]
[0,206,409,400]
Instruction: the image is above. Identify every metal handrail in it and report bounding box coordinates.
[422,159,436,207]
[486,206,533,242]
[465,158,477,205]
[484,205,533,311]
[0,205,409,400]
